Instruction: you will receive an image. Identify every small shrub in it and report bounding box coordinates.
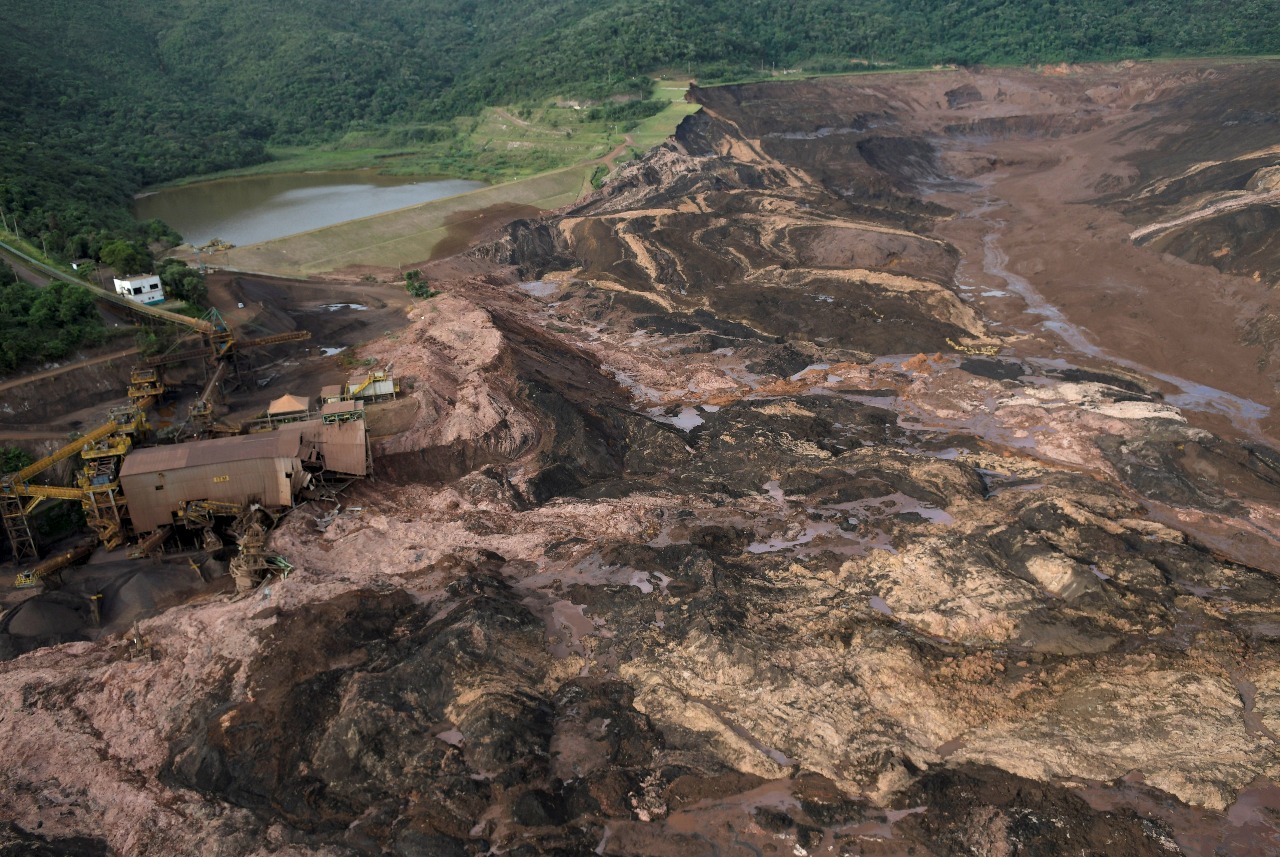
[405,269,439,298]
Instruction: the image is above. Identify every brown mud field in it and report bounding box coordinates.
[3,60,1280,856]
[685,60,1280,445]
[428,201,544,262]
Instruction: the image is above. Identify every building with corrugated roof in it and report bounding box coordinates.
[346,371,397,402]
[119,430,306,532]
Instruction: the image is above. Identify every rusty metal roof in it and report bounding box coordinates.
[268,394,311,415]
[120,430,302,476]
[296,418,367,477]
[321,399,364,415]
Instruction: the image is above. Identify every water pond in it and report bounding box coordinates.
[134,171,485,247]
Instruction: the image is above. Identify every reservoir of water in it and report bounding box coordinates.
[133,171,486,248]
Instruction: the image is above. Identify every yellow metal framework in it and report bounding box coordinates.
[127,367,165,402]
[347,370,398,399]
[13,541,95,588]
[1,399,153,568]
[174,499,244,529]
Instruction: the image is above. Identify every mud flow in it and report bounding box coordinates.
[4,61,1280,856]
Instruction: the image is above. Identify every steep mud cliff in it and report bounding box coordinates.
[3,61,1280,856]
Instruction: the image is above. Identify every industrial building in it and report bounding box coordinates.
[1,286,377,581]
[299,410,369,477]
[1,291,345,586]
[345,370,398,402]
[113,274,165,305]
[119,430,308,533]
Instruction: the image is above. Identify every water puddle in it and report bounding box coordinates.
[790,362,831,381]
[833,492,955,526]
[608,367,666,404]
[518,280,559,298]
[530,598,598,659]
[321,303,368,311]
[747,520,843,554]
[664,780,800,831]
[836,805,927,840]
[767,123,882,140]
[648,405,704,431]
[436,728,465,747]
[686,693,796,768]
[628,570,654,594]
[869,595,894,616]
[1074,775,1280,856]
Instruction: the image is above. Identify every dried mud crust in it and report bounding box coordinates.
[4,62,1280,857]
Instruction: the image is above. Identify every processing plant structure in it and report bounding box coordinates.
[0,292,391,591]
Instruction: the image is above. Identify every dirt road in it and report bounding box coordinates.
[601,134,636,170]
[0,346,139,396]
[0,247,52,286]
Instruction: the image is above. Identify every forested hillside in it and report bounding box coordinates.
[0,262,107,372]
[2,0,1276,259]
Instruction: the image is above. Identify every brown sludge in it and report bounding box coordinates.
[3,60,1280,856]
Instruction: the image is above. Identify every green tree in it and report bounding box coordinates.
[0,446,34,473]
[99,239,152,276]
[404,269,437,298]
[157,258,208,304]
[0,275,105,372]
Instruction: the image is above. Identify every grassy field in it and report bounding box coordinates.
[629,84,702,151]
[166,82,695,188]
[211,163,596,276]
[204,83,699,275]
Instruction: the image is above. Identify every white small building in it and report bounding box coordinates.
[113,274,165,305]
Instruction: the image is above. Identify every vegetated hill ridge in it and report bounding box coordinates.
[1,0,1278,257]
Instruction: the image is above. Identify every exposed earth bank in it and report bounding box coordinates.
[3,61,1280,856]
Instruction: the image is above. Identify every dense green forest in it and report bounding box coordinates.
[0,261,108,372]
[1,0,1276,260]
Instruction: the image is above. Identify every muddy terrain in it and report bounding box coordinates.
[0,270,413,445]
[3,60,1280,855]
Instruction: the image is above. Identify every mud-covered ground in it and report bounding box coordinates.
[3,60,1280,856]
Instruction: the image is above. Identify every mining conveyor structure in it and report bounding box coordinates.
[2,387,155,570]
[144,307,312,370]
[13,541,96,589]
[140,307,311,434]
[1,281,315,579]
[0,243,309,377]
